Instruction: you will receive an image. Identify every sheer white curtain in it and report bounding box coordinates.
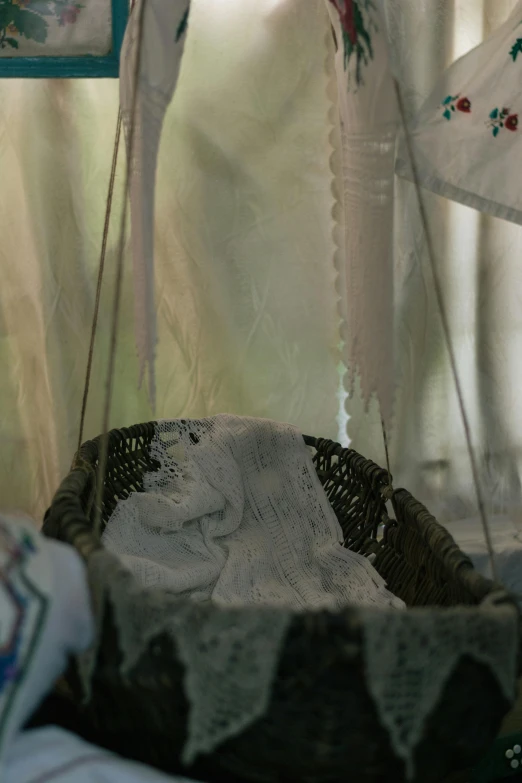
[0,0,341,521]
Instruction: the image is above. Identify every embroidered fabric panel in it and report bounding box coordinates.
[324,0,398,430]
[0,0,112,58]
[396,0,522,226]
[0,519,49,759]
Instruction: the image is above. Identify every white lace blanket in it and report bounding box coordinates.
[102,416,401,610]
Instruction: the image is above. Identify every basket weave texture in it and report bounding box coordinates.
[42,422,520,783]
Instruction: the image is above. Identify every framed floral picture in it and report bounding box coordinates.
[0,0,128,77]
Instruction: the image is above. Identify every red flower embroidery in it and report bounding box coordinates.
[456,97,471,113]
[329,0,357,45]
[487,107,518,137]
[60,5,79,24]
[343,0,357,45]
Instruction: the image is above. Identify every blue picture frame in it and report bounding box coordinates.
[0,0,128,78]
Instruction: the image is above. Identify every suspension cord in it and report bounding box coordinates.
[93,0,146,537]
[78,109,123,451]
[393,78,498,582]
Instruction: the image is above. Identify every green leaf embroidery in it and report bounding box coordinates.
[0,1,84,50]
[442,95,453,105]
[329,0,377,86]
[510,38,522,61]
[21,12,47,43]
[175,5,189,42]
[493,126,500,137]
[354,3,373,58]
[443,108,451,121]
[10,7,48,44]
[490,108,499,119]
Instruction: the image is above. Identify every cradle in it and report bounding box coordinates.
[41,421,521,783]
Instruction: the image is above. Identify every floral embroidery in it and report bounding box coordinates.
[456,97,471,113]
[441,94,472,120]
[0,523,47,697]
[0,1,83,51]
[328,0,377,85]
[58,4,81,26]
[487,107,518,137]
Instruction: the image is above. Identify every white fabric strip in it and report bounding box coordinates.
[120,0,190,409]
[324,0,399,430]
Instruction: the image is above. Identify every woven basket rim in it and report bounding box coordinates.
[43,420,517,612]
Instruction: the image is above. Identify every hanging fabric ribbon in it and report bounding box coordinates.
[396,0,522,227]
[120,0,190,410]
[325,0,398,431]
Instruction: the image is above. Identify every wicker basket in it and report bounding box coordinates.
[41,422,521,783]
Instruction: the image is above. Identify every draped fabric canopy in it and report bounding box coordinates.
[1,0,522,537]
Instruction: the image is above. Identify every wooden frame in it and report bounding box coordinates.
[0,0,128,78]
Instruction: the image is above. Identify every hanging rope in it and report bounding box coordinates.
[78,109,123,451]
[78,0,139,451]
[392,79,498,583]
[380,416,392,488]
[93,0,147,537]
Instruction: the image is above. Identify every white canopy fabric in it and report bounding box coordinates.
[120,0,190,410]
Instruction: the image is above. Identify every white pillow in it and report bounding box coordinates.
[0,513,93,767]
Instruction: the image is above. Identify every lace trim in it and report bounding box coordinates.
[361,596,518,779]
[323,4,350,443]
